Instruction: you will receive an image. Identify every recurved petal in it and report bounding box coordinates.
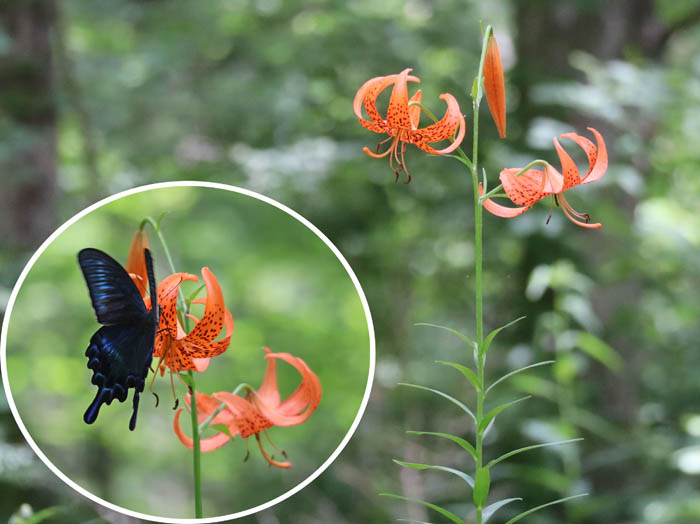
[499,168,548,206]
[479,183,531,218]
[173,408,232,452]
[484,34,507,138]
[354,72,419,133]
[561,127,608,185]
[256,347,281,408]
[553,137,581,190]
[249,351,321,427]
[408,90,422,129]
[154,272,199,347]
[185,268,226,342]
[386,68,417,130]
[411,93,466,155]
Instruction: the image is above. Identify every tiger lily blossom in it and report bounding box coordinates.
[353,68,466,182]
[125,232,234,373]
[173,347,322,468]
[153,269,234,373]
[480,127,608,228]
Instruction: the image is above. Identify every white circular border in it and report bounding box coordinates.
[1,181,376,523]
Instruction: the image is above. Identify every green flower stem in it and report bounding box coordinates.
[188,371,202,518]
[472,25,491,524]
[141,216,202,518]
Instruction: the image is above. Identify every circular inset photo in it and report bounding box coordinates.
[1,182,374,522]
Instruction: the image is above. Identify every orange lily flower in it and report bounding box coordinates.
[353,68,466,182]
[483,33,506,138]
[173,347,322,468]
[125,232,234,373]
[154,270,234,373]
[481,127,608,228]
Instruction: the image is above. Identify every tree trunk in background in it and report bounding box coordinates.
[0,0,57,250]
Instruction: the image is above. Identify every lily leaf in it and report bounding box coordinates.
[397,520,436,524]
[406,430,477,462]
[483,498,522,522]
[473,467,490,508]
[415,323,476,348]
[504,494,588,524]
[399,383,476,422]
[485,361,555,396]
[481,316,526,358]
[380,494,465,524]
[436,360,481,392]
[393,460,474,488]
[487,438,583,468]
[478,397,530,433]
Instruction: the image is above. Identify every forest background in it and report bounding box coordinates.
[2,0,700,523]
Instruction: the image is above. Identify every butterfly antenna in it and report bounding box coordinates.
[144,248,158,315]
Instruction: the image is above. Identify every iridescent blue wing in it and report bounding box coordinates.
[78,248,158,431]
[78,248,147,325]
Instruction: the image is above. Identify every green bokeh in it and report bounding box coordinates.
[4,185,371,519]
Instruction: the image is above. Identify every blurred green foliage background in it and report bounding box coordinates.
[2,0,700,522]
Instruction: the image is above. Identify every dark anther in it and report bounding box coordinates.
[553,194,560,207]
[394,170,400,184]
[243,450,250,462]
[546,213,552,225]
[153,391,160,408]
[583,214,591,223]
[403,173,412,184]
[172,398,179,410]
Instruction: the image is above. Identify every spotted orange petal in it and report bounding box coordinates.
[386,68,415,130]
[499,168,549,207]
[560,127,607,185]
[353,70,419,133]
[154,272,198,345]
[479,182,530,218]
[553,137,582,191]
[411,93,466,155]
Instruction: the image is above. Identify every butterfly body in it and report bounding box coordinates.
[78,247,159,431]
